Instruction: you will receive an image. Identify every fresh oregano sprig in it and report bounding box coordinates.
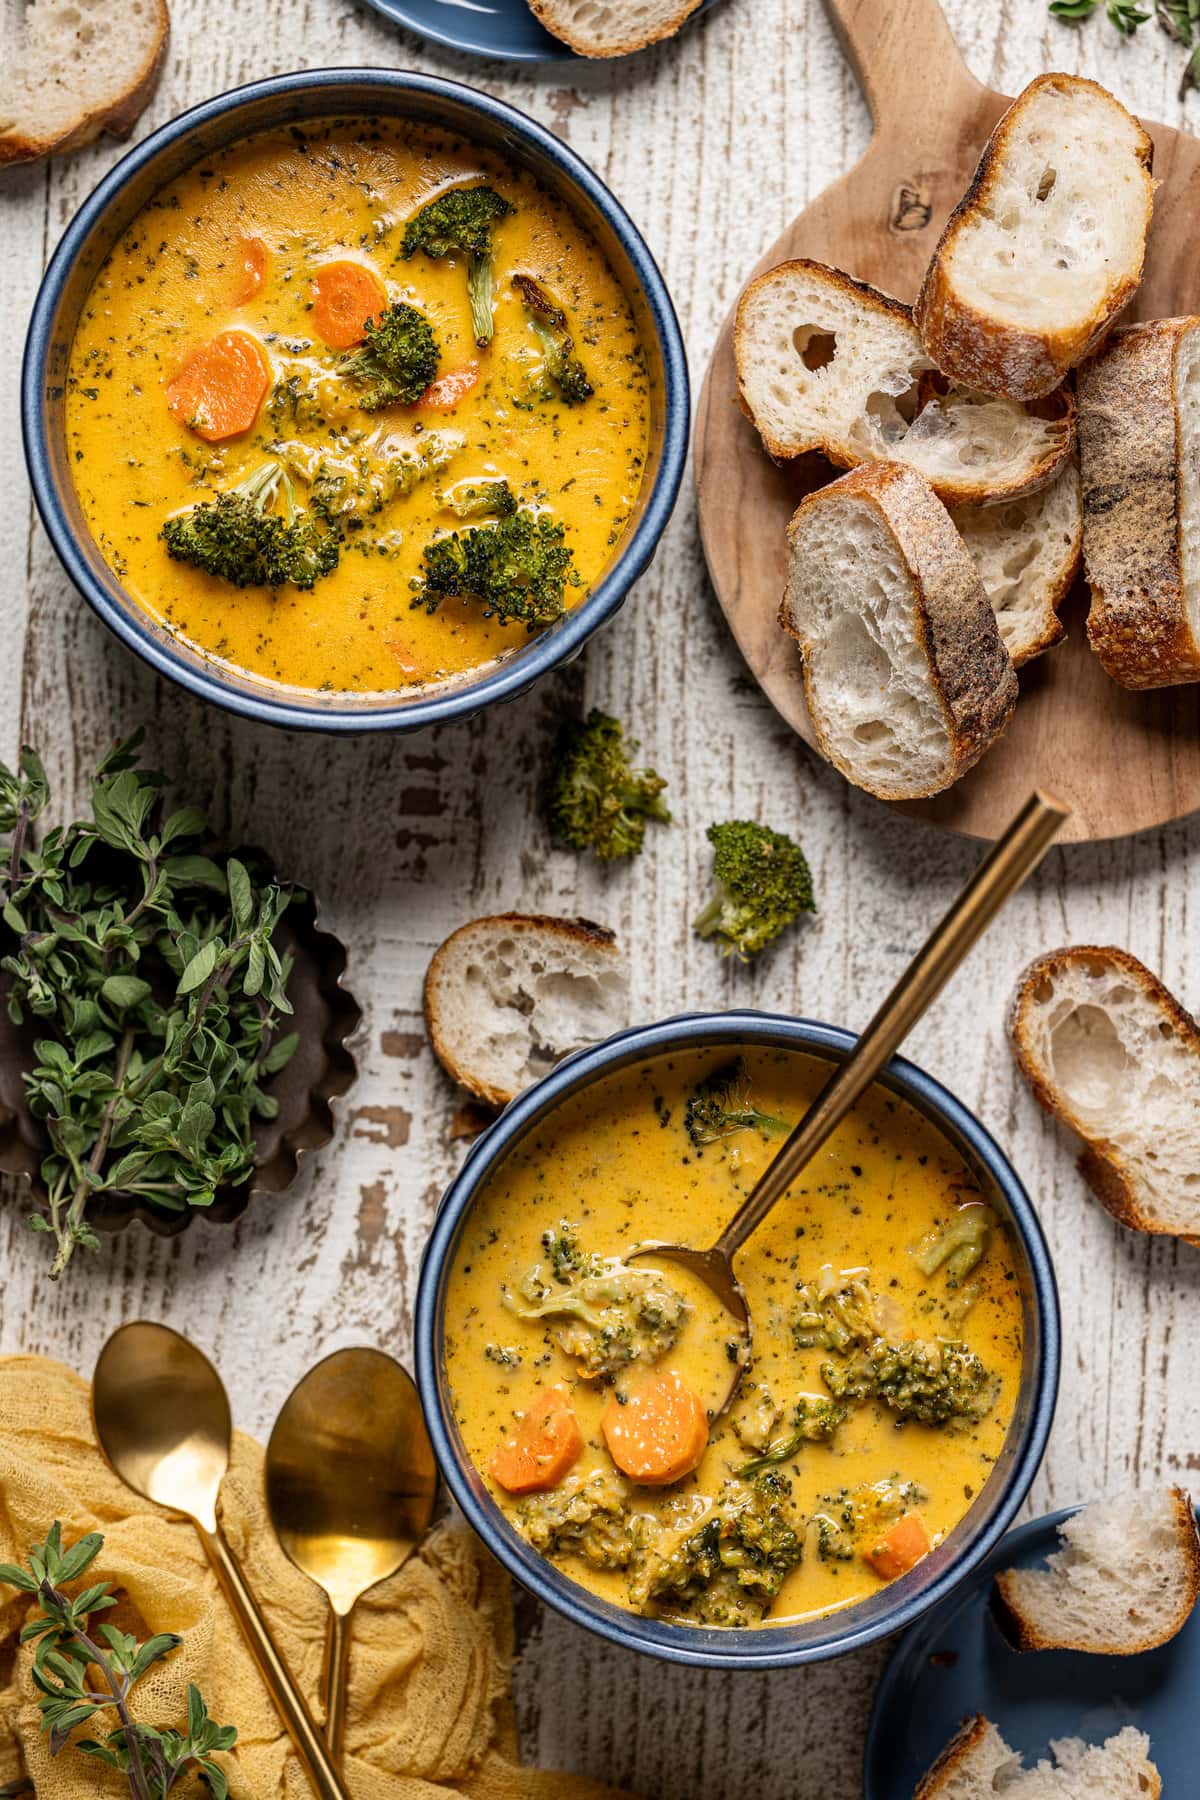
[0,731,299,1279]
[0,1523,236,1799]
[1049,0,1200,92]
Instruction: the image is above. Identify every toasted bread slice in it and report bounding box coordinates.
[915,74,1155,400]
[734,260,1075,505]
[527,0,703,57]
[425,913,627,1108]
[1077,319,1200,688]
[0,0,169,167]
[951,460,1081,667]
[993,1487,1200,1655]
[917,1716,1160,1800]
[781,461,1017,801]
[1010,946,1200,1243]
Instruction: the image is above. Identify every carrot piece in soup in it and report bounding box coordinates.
[417,362,480,410]
[228,236,269,306]
[165,330,270,442]
[489,1386,583,1495]
[602,1369,708,1487]
[866,1513,932,1581]
[311,260,388,349]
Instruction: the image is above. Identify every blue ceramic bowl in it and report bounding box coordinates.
[359,0,722,63]
[22,69,689,734]
[415,1011,1061,1669]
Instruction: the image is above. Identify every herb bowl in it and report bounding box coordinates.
[414,1011,1060,1670]
[22,68,689,734]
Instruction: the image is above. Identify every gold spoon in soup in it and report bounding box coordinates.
[265,1348,437,1768]
[92,1322,352,1800]
[633,790,1069,1415]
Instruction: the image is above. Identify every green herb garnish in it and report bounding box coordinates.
[1049,0,1200,90]
[0,731,298,1279]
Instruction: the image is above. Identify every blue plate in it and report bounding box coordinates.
[865,1504,1199,1796]
[360,0,720,62]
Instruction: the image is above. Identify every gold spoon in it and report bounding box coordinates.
[265,1347,437,1767]
[634,790,1069,1414]
[92,1322,352,1800]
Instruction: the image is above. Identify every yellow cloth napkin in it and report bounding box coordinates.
[0,1356,627,1800]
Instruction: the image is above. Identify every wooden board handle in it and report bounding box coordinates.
[823,0,982,126]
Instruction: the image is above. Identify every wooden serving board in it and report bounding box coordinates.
[694,0,1200,843]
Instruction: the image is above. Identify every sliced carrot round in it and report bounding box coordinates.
[311,260,388,349]
[602,1369,708,1488]
[489,1386,583,1496]
[228,236,269,306]
[165,330,270,443]
[417,362,480,411]
[866,1512,932,1581]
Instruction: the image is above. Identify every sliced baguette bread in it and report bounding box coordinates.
[425,913,628,1108]
[0,0,169,167]
[993,1487,1200,1655]
[1010,946,1200,1243]
[781,460,1017,800]
[951,460,1081,667]
[1077,319,1200,688]
[915,73,1155,400]
[917,1716,1159,1800]
[735,260,1075,505]
[527,0,703,57]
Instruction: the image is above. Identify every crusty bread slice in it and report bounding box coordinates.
[951,460,1081,667]
[1010,946,1200,1243]
[915,74,1155,400]
[917,1716,1160,1800]
[734,260,1075,505]
[527,0,703,57]
[781,460,1017,800]
[0,0,169,167]
[993,1487,1200,1655]
[1077,319,1200,689]
[425,913,628,1108]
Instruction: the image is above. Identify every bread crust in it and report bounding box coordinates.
[914,73,1155,400]
[915,1715,996,1799]
[781,461,1017,799]
[991,1487,1200,1654]
[1009,944,1200,1245]
[527,0,703,57]
[1077,319,1200,688]
[0,0,169,166]
[424,912,620,1108]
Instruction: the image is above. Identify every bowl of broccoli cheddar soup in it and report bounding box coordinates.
[415,1014,1059,1668]
[23,70,687,732]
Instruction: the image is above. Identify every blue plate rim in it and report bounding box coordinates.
[414,1008,1062,1670]
[21,65,690,735]
[357,0,720,65]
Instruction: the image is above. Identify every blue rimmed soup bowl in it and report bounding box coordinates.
[415,1010,1060,1669]
[22,68,688,734]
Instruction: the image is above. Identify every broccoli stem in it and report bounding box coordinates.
[468,254,496,347]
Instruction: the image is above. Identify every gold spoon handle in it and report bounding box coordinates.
[713,790,1069,1261]
[323,1607,351,1768]
[197,1522,352,1800]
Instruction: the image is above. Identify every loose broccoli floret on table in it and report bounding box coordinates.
[683,1058,790,1149]
[821,1337,994,1426]
[547,710,670,861]
[401,185,513,347]
[414,511,579,628]
[339,301,440,409]
[693,820,815,961]
[513,273,593,405]
[913,1204,995,1287]
[162,460,339,590]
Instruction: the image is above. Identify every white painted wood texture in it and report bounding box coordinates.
[2,3,1199,1795]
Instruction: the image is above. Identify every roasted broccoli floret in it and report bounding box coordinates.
[634,1475,803,1626]
[339,301,439,410]
[441,479,518,519]
[693,820,816,961]
[401,185,513,347]
[162,461,339,590]
[513,273,593,405]
[414,510,579,628]
[821,1338,993,1426]
[547,710,670,860]
[913,1204,995,1287]
[507,1260,687,1383]
[517,1470,637,1570]
[684,1059,790,1149]
[791,1272,880,1353]
[736,1396,846,1477]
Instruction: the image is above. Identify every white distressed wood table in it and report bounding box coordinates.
[2,3,1198,1795]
